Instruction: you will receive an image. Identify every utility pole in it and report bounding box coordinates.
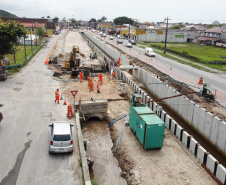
[24,35,27,60]
[164,17,171,54]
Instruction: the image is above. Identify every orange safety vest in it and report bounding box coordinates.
[88,76,92,82]
[112,72,115,77]
[55,90,59,97]
[2,63,5,67]
[80,72,83,78]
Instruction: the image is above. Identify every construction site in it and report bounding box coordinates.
[46,29,226,185]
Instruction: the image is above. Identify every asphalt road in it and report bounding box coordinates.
[0,32,82,185]
[93,32,226,104]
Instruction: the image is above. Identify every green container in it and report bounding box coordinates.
[129,104,165,149]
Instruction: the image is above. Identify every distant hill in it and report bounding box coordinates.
[0,9,18,18]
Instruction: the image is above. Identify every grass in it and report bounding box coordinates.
[5,44,43,75]
[138,42,226,72]
[78,159,82,167]
[91,180,98,185]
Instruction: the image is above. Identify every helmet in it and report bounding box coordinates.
[57,88,59,91]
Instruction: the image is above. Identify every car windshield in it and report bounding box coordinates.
[53,134,71,141]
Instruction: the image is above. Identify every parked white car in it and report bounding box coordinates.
[125,42,132,48]
[145,47,155,57]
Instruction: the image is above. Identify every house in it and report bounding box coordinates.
[138,29,187,43]
[196,27,226,45]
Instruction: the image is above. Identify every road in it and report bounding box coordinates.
[93,32,226,104]
[0,32,82,185]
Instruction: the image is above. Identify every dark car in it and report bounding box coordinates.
[0,112,3,122]
[129,39,136,45]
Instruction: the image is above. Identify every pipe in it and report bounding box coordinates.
[107,114,129,128]
[146,92,196,103]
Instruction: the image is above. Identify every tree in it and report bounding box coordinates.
[169,25,183,29]
[36,27,45,39]
[0,19,26,60]
[41,16,45,18]
[113,16,134,25]
[101,16,107,22]
[89,18,97,23]
[47,16,50,18]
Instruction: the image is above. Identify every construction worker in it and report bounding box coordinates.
[80,72,83,82]
[87,74,92,86]
[112,71,116,78]
[118,57,121,68]
[98,73,103,85]
[55,88,60,104]
[97,79,100,93]
[89,79,94,92]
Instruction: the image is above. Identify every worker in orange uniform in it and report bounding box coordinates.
[87,74,92,86]
[55,88,60,104]
[97,79,100,93]
[117,57,121,68]
[98,73,103,85]
[89,79,94,92]
[80,72,84,82]
[112,71,116,78]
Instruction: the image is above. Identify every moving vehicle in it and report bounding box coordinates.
[145,47,155,57]
[109,36,114,40]
[49,121,74,153]
[98,32,103,35]
[117,35,126,39]
[125,42,132,48]
[102,33,107,37]
[117,39,123,44]
[0,112,3,122]
[129,39,136,45]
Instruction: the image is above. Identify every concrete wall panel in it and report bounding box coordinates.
[186,101,195,124]
[197,146,207,163]
[216,164,226,184]
[203,112,213,139]
[189,138,199,155]
[192,104,200,128]
[170,120,177,134]
[206,154,218,174]
[176,125,183,139]
[209,117,220,145]
[197,108,206,133]
[216,121,226,154]
[165,115,171,128]
[182,131,189,146]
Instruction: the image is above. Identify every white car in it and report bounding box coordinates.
[98,32,103,35]
[109,36,113,40]
[49,121,74,153]
[102,33,107,37]
[145,47,155,57]
[125,42,132,48]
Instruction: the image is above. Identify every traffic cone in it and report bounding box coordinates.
[63,99,67,105]
[139,52,140,55]
[170,66,172,70]
[198,76,203,85]
[60,93,63,100]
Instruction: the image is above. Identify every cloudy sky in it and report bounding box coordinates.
[0,0,225,24]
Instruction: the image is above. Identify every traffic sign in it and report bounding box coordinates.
[71,91,78,97]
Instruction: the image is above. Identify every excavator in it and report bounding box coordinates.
[65,45,80,76]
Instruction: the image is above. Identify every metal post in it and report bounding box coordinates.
[74,96,75,114]
[164,17,171,54]
[24,35,27,60]
[36,22,38,47]
[31,21,33,53]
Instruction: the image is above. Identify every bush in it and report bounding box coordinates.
[182,50,189,55]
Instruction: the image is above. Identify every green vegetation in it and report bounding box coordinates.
[139,42,226,71]
[0,10,17,18]
[78,159,82,167]
[91,180,98,185]
[114,16,134,25]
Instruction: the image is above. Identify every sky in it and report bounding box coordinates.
[0,0,226,24]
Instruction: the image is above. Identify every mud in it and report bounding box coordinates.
[82,118,127,185]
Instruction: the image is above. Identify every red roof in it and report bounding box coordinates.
[205,27,226,33]
[196,37,220,41]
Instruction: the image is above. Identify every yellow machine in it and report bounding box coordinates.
[65,45,80,69]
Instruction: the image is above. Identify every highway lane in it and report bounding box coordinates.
[0,31,82,185]
[93,32,226,103]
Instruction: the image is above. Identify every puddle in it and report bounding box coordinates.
[83,118,127,185]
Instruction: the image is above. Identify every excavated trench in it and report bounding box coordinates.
[82,118,127,185]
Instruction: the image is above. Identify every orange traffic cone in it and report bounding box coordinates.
[60,93,63,100]
[198,77,203,85]
[63,99,67,105]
